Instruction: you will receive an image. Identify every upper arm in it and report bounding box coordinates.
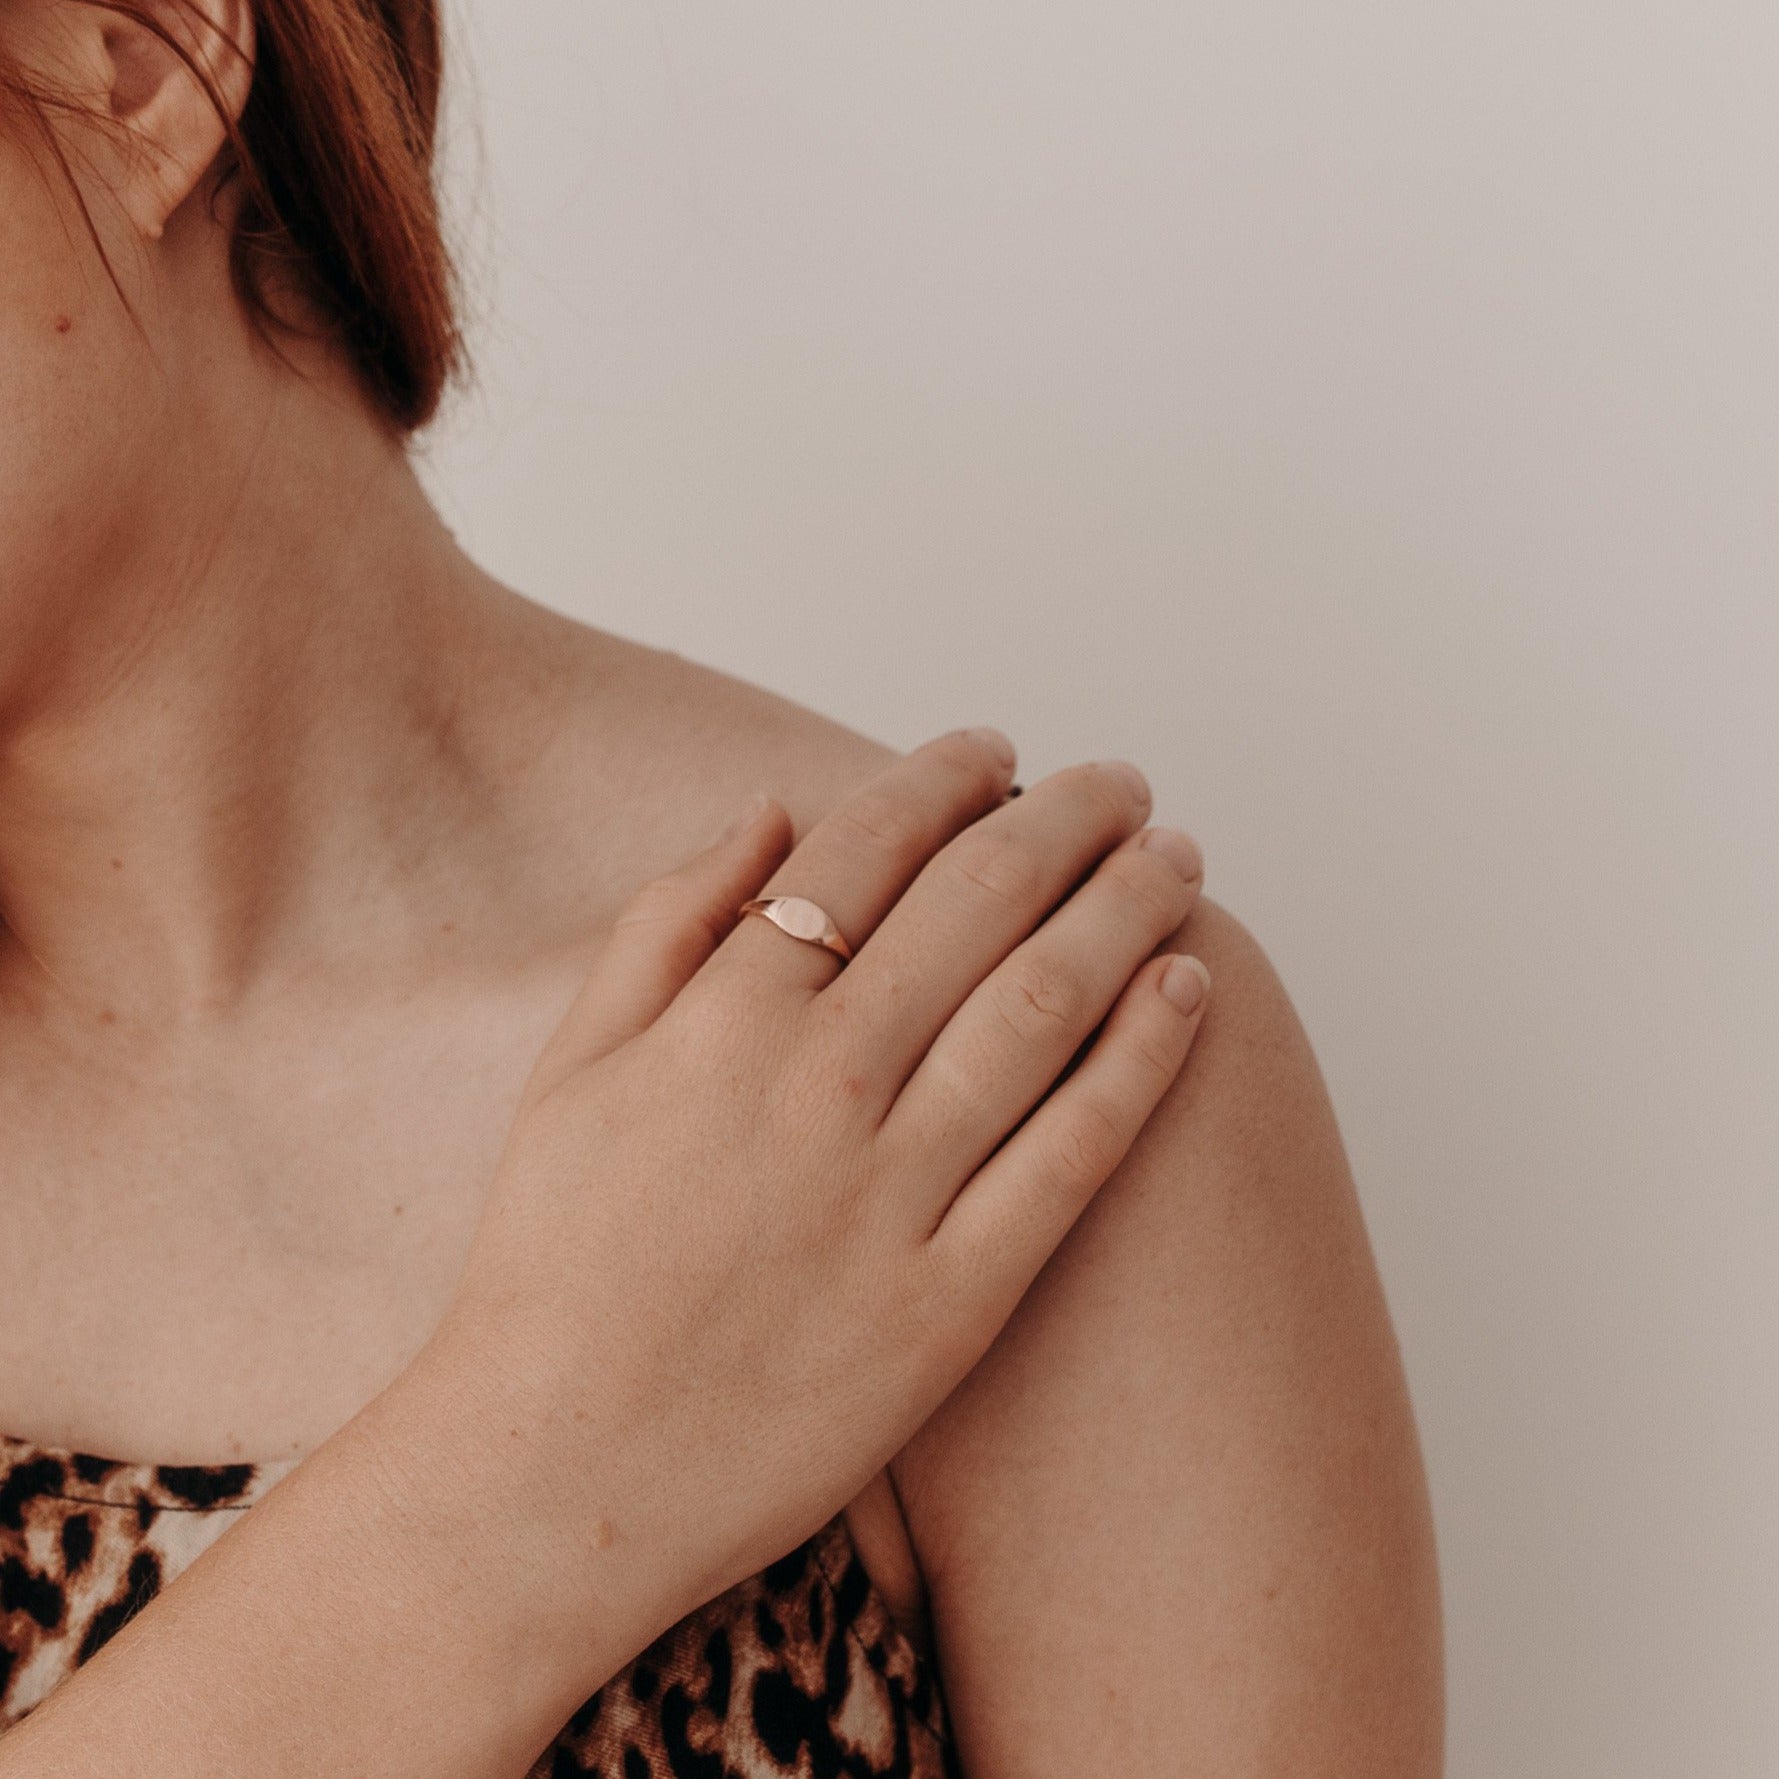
[892,898,1444,1776]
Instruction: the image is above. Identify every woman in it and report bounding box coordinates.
[0,1,1443,1773]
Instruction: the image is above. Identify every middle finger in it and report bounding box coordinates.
[823,759,1157,1083]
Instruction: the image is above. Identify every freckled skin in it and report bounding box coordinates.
[0,10,1441,1771]
[1,126,172,712]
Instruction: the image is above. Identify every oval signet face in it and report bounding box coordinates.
[773,896,832,942]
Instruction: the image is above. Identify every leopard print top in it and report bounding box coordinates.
[0,1433,953,1776]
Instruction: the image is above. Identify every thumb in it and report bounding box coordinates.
[545,794,791,1066]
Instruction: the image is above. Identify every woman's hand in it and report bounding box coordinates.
[435,726,1211,1636]
[2,727,1210,1779]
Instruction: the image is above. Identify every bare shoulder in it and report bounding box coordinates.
[530,628,1442,1763]
[510,620,898,902]
[891,895,1445,1773]
[610,640,898,819]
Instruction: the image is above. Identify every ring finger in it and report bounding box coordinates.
[715,726,1018,992]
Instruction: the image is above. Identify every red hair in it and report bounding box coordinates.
[0,1,459,432]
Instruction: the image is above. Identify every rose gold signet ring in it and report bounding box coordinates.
[736,895,855,964]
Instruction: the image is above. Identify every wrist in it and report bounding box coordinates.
[0,1307,684,1779]
[377,1301,710,1690]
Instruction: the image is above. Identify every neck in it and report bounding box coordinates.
[0,369,508,1022]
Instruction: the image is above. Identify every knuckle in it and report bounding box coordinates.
[1125,1023,1185,1086]
[948,828,1043,912]
[916,1039,988,1128]
[1104,849,1189,925]
[1051,1094,1127,1185]
[933,730,1013,797]
[892,1236,953,1320]
[1054,758,1147,829]
[829,792,927,860]
[996,958,1085,1038]
[615,876,727,954]
[614,873,684,926]
[885,1247,969,1372]
[899,1244,991,1371]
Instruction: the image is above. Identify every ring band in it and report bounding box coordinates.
[737,895,855,963]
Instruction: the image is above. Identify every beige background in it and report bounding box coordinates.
[419,5,1779,1773]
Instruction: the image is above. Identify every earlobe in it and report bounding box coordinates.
[99,0,256,242]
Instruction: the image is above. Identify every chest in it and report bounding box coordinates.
[0,977,934,1649]
[0,974,566,1463]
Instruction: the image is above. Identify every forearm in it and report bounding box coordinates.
[0,1322,661,1779]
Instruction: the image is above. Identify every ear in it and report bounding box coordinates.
[95,0,257,242]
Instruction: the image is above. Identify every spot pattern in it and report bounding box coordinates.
[0,1434,953,1774]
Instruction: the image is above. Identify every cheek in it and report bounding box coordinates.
[0,143,154,677]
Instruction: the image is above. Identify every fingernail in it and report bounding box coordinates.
[1160,954,1210,1014]
[718,792,772,843]
[963,726,1017,770]
[1138,826,1204,883]
[1102,759,1151,807]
